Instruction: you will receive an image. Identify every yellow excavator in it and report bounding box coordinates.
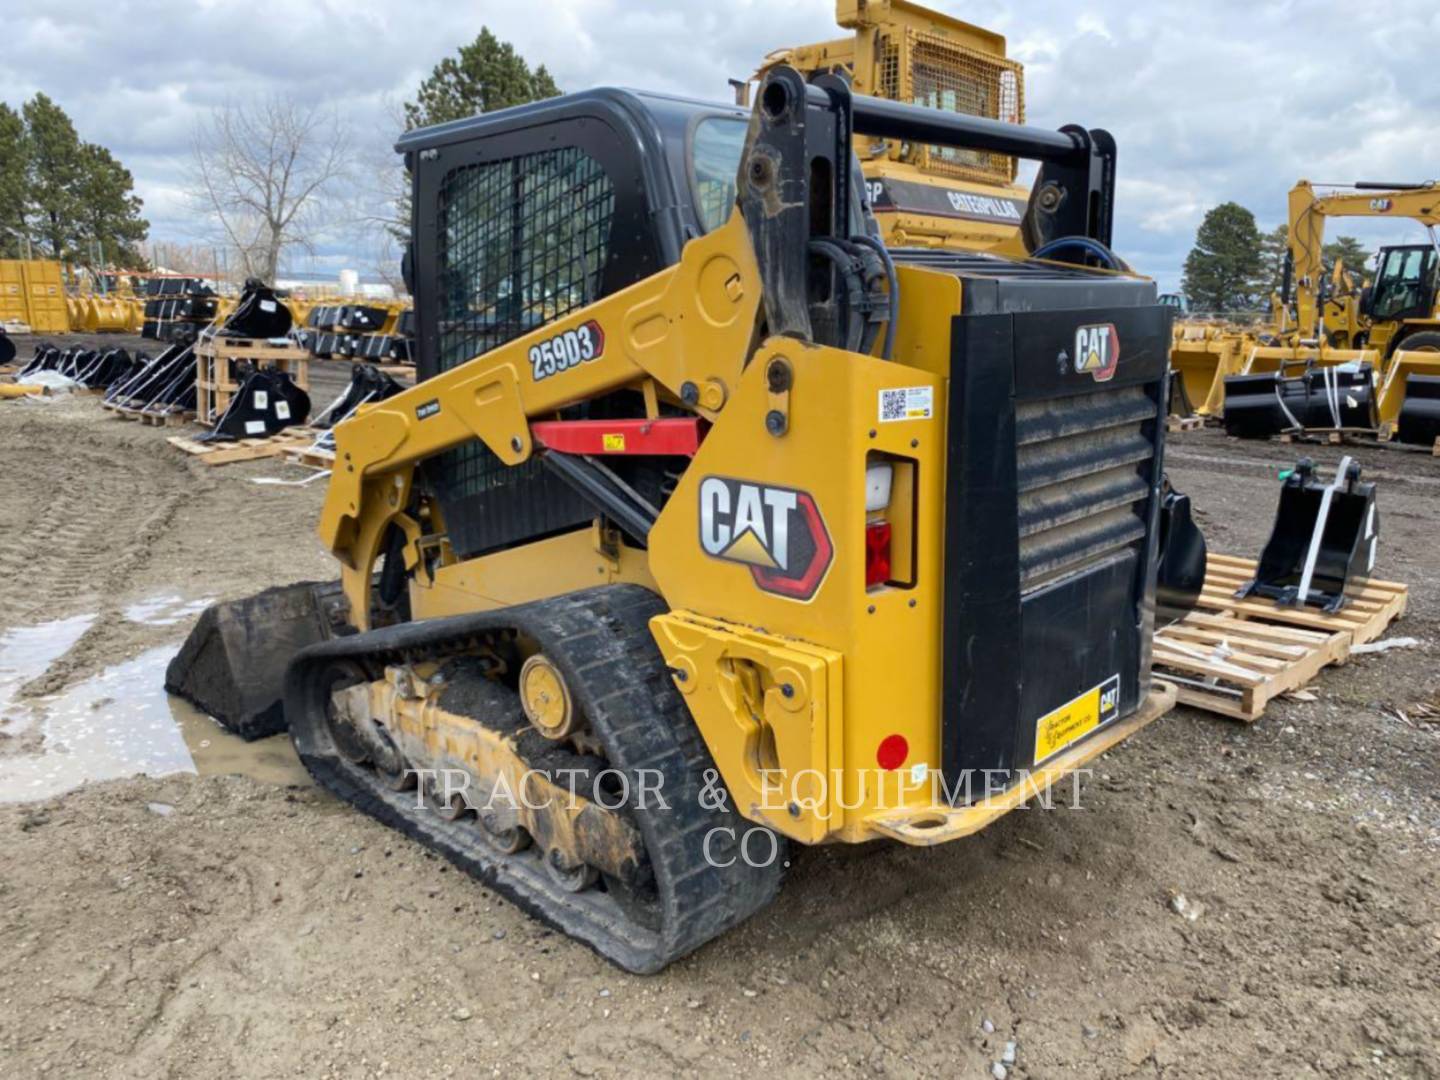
[167,3,1207,972]
[1227,180,1440,438]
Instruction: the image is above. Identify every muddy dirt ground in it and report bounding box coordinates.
[1,336,1437,1078]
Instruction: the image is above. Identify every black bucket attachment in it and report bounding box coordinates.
[1156,479,1208,614]
[165,582,343,739]
[1395,374,1440,446]
[1222,364,1375,439]
[313,362,406,429]
[0,329,14,366]
[220,278,293,339]
[1237,456,1378,613]
[206,364,311,439]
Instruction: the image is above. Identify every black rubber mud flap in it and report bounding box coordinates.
[165,581,340,740]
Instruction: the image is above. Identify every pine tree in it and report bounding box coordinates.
[1259,223,1289,298]
[1181,203,1265,314]
[76,143,149,266]
[1323,235,1371,280]
[0,104,27,258]
[23,93,85,259]
[404,28,560,130]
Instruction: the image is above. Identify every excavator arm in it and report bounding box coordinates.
[1288,180,1440,337]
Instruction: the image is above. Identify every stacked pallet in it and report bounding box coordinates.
[1153,553,1408,720]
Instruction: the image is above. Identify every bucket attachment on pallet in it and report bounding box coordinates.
[220,278,293,339]
[1222,363,1375,438]
[1394,374,1440,446]
[1156,479,1207,613]
[1236,456,1378,613]
[206,365,311,440]
[165,582,342,739]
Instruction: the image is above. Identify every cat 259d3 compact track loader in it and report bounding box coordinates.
[168,64,1204,972]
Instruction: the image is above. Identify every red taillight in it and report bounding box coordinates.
[865,520,892,588]
[876,734,908,771]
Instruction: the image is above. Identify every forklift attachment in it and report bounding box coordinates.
[1394,374,1440,446]
[1222,364,1375,438]
[1236,457,1378,613]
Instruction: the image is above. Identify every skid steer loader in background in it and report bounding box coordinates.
[168,61,1206,971]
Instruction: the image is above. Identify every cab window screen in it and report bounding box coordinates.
[428,145,615,558]
[437,147,615,372]
[691,118,748,233]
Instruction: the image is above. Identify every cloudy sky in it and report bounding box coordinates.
[4,0,1437,292]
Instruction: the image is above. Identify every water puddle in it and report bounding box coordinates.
[122,595,215,627]
[0,620,310,803]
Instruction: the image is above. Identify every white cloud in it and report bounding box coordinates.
[2,0,1436,291]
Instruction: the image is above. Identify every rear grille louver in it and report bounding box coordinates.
[1015,385,1155,588]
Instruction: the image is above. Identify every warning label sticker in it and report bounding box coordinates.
[878,386,934,423]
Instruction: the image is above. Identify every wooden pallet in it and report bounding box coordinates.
[136,409,195,428]
[1166,415,1203,433]
[1154,552,1408,721]
[1195,553,1407,647]
[166,426,318,466]
[282,443,336,470]
[1154,611,1350,720]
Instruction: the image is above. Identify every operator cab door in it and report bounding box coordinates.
[1365,245,1438,323]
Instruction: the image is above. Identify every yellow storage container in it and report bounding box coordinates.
[0,259,70,333]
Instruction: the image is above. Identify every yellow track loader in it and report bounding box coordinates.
[168,62,1204,971]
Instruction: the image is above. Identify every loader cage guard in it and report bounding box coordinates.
[399,92,747,559]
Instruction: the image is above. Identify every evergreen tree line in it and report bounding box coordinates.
[1180,201,1372,315]
[0,94,149,266]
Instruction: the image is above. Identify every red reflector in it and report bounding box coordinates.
[876,734,908,771]
[865,520,892,588]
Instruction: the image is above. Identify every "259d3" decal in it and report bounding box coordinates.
[529,319,605,382]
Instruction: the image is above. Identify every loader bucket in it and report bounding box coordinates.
[1395,375,1440,446]
[1222,364,1375,438]
[1236,457,1378,613]
[1168,325,1246,416]
[0,329,14,365]
[165,582,339,740]
[1375,349,1440,437]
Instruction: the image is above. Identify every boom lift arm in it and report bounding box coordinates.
[1287,180,1440,338]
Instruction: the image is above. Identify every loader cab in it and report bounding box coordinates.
[397,89,751,386]
[1363,244,1438,323]
[396,90,753,560]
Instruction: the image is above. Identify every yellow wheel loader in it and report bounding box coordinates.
[168,66,1204,972]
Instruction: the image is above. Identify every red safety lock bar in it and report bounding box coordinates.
[529,417,705,456]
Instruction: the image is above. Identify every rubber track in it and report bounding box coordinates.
[283,585,786,973]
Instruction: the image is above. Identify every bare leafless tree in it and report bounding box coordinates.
[187,96,350,284]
